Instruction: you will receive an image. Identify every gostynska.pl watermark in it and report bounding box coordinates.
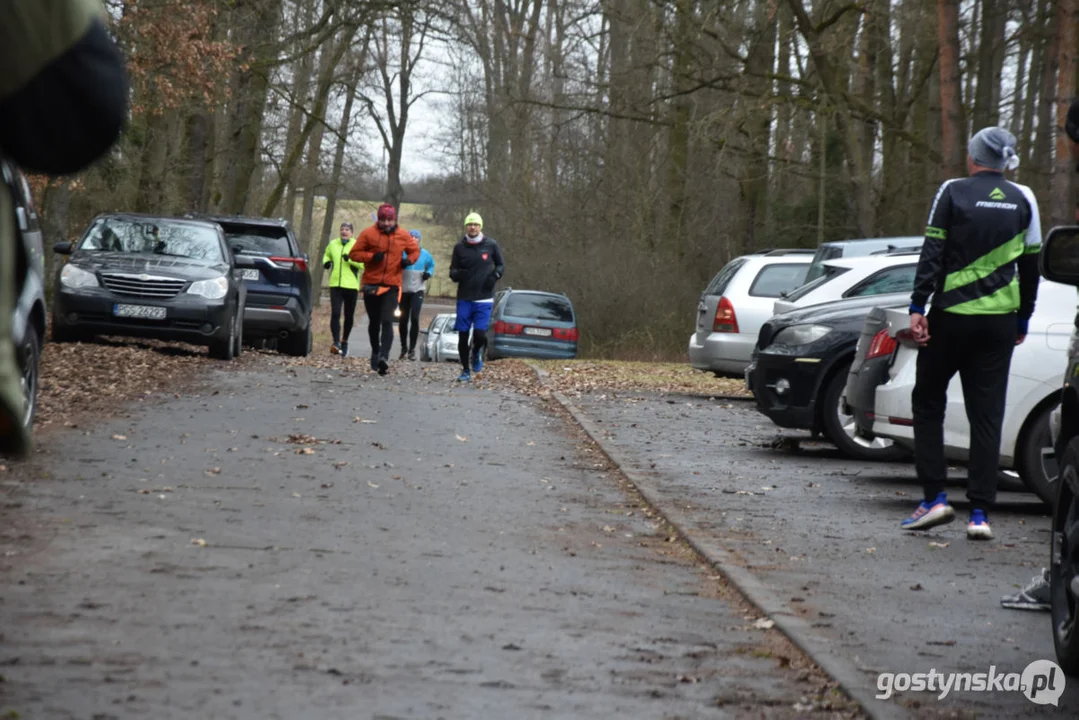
[876,659,1065,706]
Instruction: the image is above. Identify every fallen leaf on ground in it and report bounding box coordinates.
[455,434,468,442]
[191,538,207,547]
[753,618,775,630]
[295,447,316,455]
[928,541,949,548]
[367,481,379,488]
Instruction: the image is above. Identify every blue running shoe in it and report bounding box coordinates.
[472,350,484,373]
[967,509,992,540]
[901,492,955,530]
[457,371,471,383]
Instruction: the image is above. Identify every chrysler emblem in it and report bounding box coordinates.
[139,274,150,281]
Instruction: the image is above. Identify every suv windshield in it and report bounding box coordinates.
[79,218,223,262]
[219,223,293,256]
[505,293,574,322]
[783,264,850,302]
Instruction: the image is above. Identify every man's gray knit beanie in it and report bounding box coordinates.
[968,126,1020,171]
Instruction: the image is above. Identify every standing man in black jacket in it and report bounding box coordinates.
[901,127,1041,540]
[449,212,504,383]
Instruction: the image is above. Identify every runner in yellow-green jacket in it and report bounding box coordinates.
[1,0,127,457]
[321,222,363,356]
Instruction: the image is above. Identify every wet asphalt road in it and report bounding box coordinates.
[565,391,1079,718]
[0,348,857,718]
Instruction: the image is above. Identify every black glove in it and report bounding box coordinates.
[372,252,385,263]
[402,260,413,268]
[323,261,333,270]
[492,270,503,281]
[421,272,431,281]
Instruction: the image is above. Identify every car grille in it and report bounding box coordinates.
[101,273,185,299]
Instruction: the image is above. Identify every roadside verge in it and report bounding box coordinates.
[529,363,906,720]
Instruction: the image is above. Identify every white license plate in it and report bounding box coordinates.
[241,268,260,281]
[114,303,166,320]
[524,327,552,337]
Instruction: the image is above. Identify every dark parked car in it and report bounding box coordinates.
[2,159,47,436]
[745,293,910,461]
[487,289,578,361]
[51,213,245,360]
[193,215,313,356]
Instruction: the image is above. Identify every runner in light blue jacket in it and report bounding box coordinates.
[399,230,436,360]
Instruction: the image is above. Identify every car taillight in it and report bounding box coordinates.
[493,320,523,335]
[865,329,897,360]
[552,327,578,341]
[270,256,308,272]
[713,297,738,333]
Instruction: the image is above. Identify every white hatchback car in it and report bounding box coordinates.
[772,252,921,315]
[688,250,813,375]
[872,279,1077,503]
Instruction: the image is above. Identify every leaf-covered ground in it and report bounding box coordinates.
[35,337,257,432]
[31,308,747,439]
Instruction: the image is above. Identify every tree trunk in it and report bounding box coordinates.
[737,1,777,253]
[261,23,358,218]
[666,0,694,255]
[973,0,1005,129]
[1032,8,1060,204]
[182,111,214,213]
[219,0,285,215]
[937,0,966,179]
[299,36,339,258]
[1052,0,1078,227]
[281,0,317,222]
[312,61,365,307]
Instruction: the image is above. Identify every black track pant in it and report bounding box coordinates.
[329,287,358,345]
[398,291,424,353]
[459,328,487,372]
[362,289,399,361]
[912,310,1016,510]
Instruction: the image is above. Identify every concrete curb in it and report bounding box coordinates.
[529,365,906,720]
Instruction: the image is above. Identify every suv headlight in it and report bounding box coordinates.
[772,324,831,346]
[187,276,229,300]
[60,264,98,289]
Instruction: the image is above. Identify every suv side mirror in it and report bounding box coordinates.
[1040,226,1079,285]
[53,241,73,255]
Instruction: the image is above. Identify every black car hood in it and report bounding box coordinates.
[771,293,910,328]
[70,252,228,281]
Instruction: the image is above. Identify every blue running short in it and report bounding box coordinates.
[455,300,493,332]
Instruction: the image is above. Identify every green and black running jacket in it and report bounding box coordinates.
[910,171,1041,321]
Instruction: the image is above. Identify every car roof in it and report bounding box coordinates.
[93,212,222,231]
[818,235,922,248]
[192,213,292,229]
[822,254,919,270]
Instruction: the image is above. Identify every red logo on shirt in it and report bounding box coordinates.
[482,253,488,260]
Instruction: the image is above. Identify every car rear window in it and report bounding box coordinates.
[844,264,918,297]
[803,246,843,283]
[220,224,293,256]
[504,294,574,322]
[782,264,850,302]
[748,263,809,298]
[703,258,747,296]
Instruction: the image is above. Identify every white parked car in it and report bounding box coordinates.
[688,250,813,375]
[772,252,921,316]
[419,312,472,363]
[871,279,1077,503]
